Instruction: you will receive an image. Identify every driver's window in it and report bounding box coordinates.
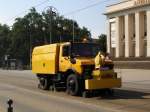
[62,46,69,57]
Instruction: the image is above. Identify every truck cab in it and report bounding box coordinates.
[59,42,99,75]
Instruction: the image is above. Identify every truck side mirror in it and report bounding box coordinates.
[70,53,76,64]
[70,58,76,64]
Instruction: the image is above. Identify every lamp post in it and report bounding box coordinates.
[29,24,32,69]
[27,16,34,69]
[57,23,67,43]
[73,20,75,42]
[34,24,47,45]
[63,26,67,42]
[34,24,38,29]
[57,23,62,42]
[4,54,10,69]
[44,6,58,44]
[42,27,46,44]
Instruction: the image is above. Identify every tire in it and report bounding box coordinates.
[66,74,81,96]
[82,91,90,98]
[39,77,50,90]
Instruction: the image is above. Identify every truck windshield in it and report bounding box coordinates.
[71,43,102,57]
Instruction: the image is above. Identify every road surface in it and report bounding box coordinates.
[0,69,150,112]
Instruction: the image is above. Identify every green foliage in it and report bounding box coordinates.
[98,34,107,52]
[0,7,91,66]
[0,24,11,61]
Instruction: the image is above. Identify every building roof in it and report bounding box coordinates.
[106,0,131,7]
[105,0,150,15]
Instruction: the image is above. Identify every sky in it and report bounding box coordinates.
[0,0,120,38]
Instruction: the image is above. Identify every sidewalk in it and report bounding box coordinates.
[115,69,150,84]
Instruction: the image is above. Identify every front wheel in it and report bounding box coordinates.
[66,74,81,96]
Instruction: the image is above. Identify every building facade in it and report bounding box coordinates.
[105,0,150,58]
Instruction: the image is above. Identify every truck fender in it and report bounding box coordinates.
[66,68,77,76]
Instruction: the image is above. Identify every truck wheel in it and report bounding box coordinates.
[39,77,50,90]
[82,91,90,98]
[49,85,54,91]
[67,74,80,96]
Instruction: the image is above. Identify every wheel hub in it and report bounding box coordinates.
[69,79,75,90]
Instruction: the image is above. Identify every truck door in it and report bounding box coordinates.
[59,45,71,72]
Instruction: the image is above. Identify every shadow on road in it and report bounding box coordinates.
[96,89,150,100]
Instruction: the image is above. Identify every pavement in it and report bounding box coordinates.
[0,69,150,112]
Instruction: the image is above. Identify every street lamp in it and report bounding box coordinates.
[63,26,67,31]
[57,23,62,42]
[73,21,75,42]
[4,54,10,69]
[27,16,34,69]
[57,23,61,28]
[34,24,47,44]
[34,24,38,29]
[24,24,32,69]
[44,6,58,44]
[42,27,46,44]
[57,23,67,43]
[34,23,47,45]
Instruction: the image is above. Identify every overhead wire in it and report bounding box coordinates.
[5,0,49,22]
[63,0,112,16]
[5,0,116,24]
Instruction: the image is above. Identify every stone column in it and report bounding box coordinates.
[147,10,150,57]
[125,14,132,57]
[106,18,111,54]
[135,12,144,57]
[116,16,123,58]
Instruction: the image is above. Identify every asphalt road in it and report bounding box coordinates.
[0,69,150,112]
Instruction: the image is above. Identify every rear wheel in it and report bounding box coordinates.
[82,91,91,98]
[38,77,50,90]
[66,74,81,96]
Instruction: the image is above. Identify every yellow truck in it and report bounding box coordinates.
[32,42,121,97]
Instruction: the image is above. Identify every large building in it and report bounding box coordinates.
[105,0,150,58]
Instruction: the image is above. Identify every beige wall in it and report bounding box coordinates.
[147,10,150,57]
[135,12,145,57]
[106,19,111,54]
[125,14,133,57]
[116,16,124,57]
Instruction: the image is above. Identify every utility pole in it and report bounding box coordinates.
[72,15,75,42]
[49,6,52,44]
[73,20,75,42]
[44,6,58,44]
[27,18,33,69]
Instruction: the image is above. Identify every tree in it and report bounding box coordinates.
[8,7,91,66]
[98,34,107,52]
[9,8,45,65]
[0,24,11,66]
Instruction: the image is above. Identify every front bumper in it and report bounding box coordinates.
[85,78,121,90]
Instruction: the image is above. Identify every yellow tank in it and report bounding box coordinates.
[32,44,59,74]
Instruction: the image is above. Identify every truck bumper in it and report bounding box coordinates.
[85,78,121,90]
